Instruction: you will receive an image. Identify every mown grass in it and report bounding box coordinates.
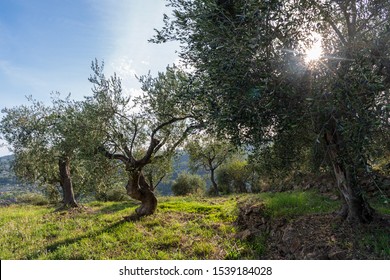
[0,191,388,260]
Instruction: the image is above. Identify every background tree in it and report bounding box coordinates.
[0,94,84,208]
[85,61,203,219]
[186,135,236,195]
[153,0,390,223]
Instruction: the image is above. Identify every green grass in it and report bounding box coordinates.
[239,190,340,219]
[0,191,387,260]
[0,196,247,260]
[357,229,390,259]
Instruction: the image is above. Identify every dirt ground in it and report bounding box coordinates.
[236,203,390,260]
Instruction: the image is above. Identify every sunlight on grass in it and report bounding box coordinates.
[0,196,242,259]
[2,191,384,260]
[251,191,340,218]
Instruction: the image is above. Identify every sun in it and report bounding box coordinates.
[304,33,323,64]
[305,44,322,62]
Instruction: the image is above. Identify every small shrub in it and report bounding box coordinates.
[17,193,49,206]
[96,188,129,202]
[171,172,206,196]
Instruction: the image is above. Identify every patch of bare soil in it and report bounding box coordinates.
[236,204,390,259]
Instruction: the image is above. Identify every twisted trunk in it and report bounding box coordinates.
[58,157,78,208]
[125,170,157,220]
[324,128,374,223]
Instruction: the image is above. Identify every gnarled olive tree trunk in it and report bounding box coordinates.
[324,126,374,223]
[58,157,78,208]
[125,169,157,220]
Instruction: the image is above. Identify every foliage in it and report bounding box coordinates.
[0,95,83,204]
[186,136,235,171]
[142,152,174,190]
[80,61,207,217]
[95,188,129,202]
[153,0,390,222]
[0,90,128,206]
[171,172,206,196]
[186,135,236,194]
[85,61,203,160]
[216,155,251,194]
[16,193,50,206]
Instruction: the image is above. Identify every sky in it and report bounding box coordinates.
[0,0,180,156]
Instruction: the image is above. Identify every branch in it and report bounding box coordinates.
[152,174,166,191]
[150,115,193,139]
[167,123,202,154]
[136,115,195,165]
[97,146,129,164]
[311,0,347,45]
[129,120,138,157]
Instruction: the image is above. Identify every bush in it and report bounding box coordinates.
[17,193,49,206]
[216,159,250,194]
[95,188,129,202]
[171,172,206,196]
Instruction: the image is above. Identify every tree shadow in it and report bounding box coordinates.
[98,201,140,214]
[27,218,130,259]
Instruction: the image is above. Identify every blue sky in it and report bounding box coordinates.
[0,0,180,156]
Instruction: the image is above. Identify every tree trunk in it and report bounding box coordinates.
[125,170,157,220]
[210,168,220,196]
[58,157,78,208]
[324,130,374,223]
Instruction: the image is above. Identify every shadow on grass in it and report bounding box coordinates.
[27,201,140,259]
[27,218,130,259]
[98,201,140,214]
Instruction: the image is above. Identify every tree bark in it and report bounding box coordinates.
[324,129,374,223]
[58,157,78,208]
[125,170,157,220]
[209,168,220,195]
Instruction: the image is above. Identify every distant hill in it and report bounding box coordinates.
[0,155,19,190]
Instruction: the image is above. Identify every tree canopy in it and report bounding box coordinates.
[152,0,390,222]
[81,61,204,218]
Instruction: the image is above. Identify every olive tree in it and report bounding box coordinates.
[84,61,203,219]
[186,135,236,195]
[0,94,83,208]
[153,0,390,223]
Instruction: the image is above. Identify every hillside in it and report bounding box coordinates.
[0,155,40,205]
[0,155,17,188]
[0,191,388,260]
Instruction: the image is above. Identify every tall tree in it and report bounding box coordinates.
[153,0,390,222]
[85,61,203,219]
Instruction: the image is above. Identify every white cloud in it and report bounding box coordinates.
[89,0,180,77]
[174,57,196,74]
[110,57,137,80]
[0,140,12,157]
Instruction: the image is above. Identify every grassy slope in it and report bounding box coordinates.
[0,191,387,260]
